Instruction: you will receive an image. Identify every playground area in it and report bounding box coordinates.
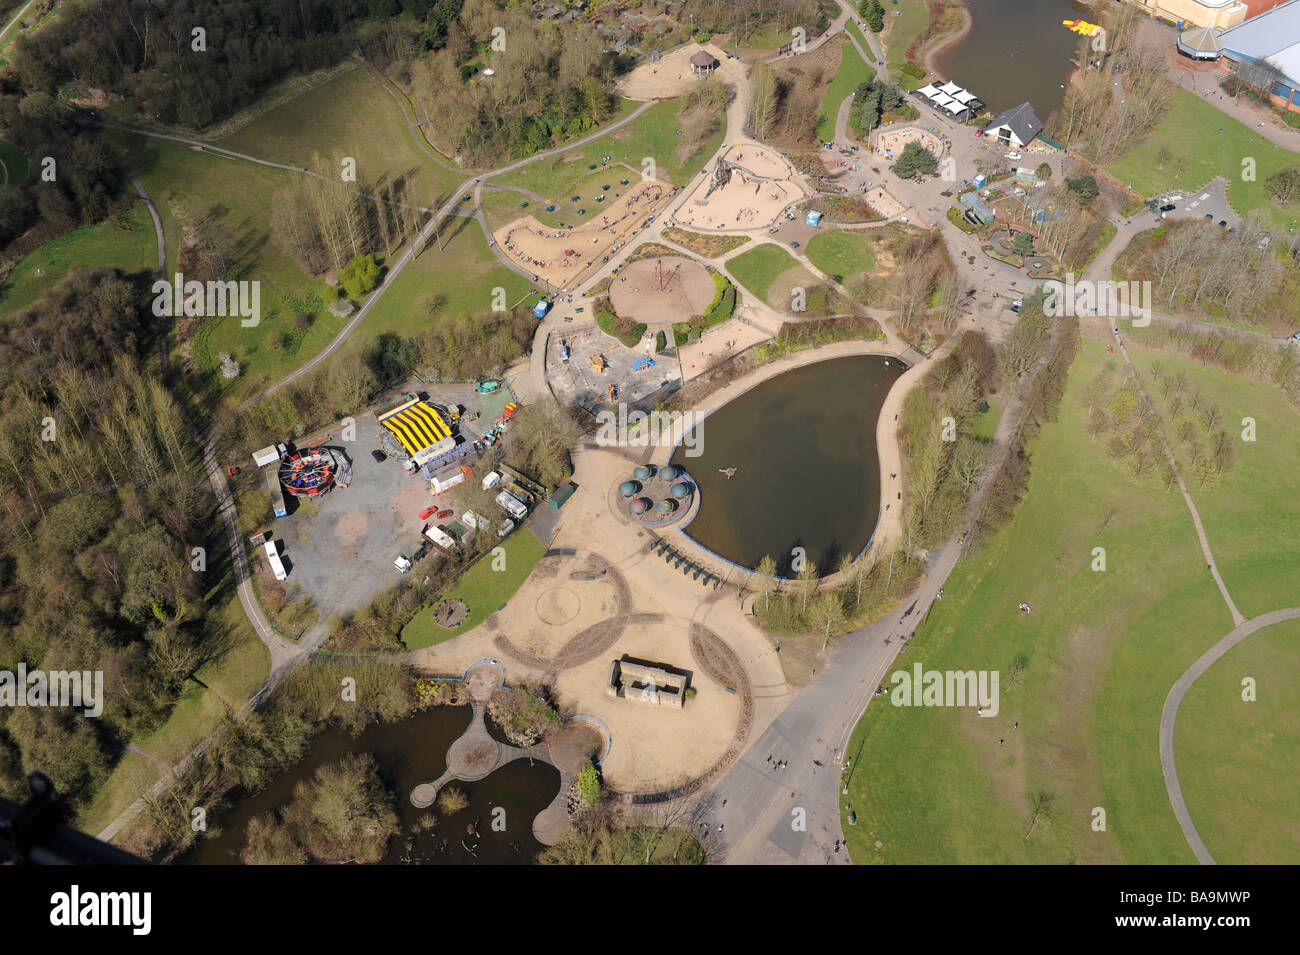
[608,255,717,325]
[492,179,676,291]
[874,125,946,161]
[865,185,906,219]
[546,326,681,411]
[615,43,745,100]
[675,143,807,233]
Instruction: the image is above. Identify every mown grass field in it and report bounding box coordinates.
[115,134,353,404]
[805,228,877,282]
[841,337,1239,864]
[1125,341,1300,620]
[1175,617,1300,864]
[816,39,875,143]
[1108,88,1300,231]
[401,530,546,650]
[521,163,642,227]
[882,0,932,82]
[341,215,536,353]
[727,243,802,298]
[0,203,155,313]
[219,67,464,210]
[494,99,724,199]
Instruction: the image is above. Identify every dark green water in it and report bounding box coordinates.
[671,354,904,575]
[185,706,561,865]
[934,0,1094,120]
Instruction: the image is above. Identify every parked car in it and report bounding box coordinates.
[371,449,386,463]
[1159,203,1176,213]
[1204,213,1214,221]
[1011,299,1024,313]
[436,508,453,519]
[419,506,436,520]
[789,240,800,248]
[1005,151,1022,161]
[1218,219,1228,228]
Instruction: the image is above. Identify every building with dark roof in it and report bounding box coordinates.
[985,102,1043,148]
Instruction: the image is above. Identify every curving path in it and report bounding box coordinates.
[1159,607,1300,864]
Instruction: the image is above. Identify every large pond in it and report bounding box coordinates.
[671,354,904,575]
[185,706,561,865]
[933,0,1094,120]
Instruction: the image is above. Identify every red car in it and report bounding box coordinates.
[436,509,453,519]
[419,506,436,520]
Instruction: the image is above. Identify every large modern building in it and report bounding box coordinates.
[1129,0,1291,31]
[1217,0,1300,111]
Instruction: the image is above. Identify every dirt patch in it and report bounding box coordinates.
[608,255,717,325]
[611,127,635,140]
[335,509,370,547]
[559,150,585,163]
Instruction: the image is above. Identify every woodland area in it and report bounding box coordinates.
[0,268,221,811]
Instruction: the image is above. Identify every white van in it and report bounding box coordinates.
[482,470,502,491]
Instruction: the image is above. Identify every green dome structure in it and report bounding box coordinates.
[630,497,651,515]
[633,465,654,480]
[619,480,641,497]
[659,465,680,481]
[670,481,692,499]
[655,499,677,515]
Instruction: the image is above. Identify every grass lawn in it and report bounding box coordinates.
[805,228,877,282]
[816,39,876,143]
[401,530,546,650]
[728,243,804,304]
[494,99,723,198]
[481,187,541,230]
[846,18,874,58]
[1124,340,1300,620]
[1175,617,1300,864]
[113,134,351,403]
[841,337,1235,864]
[967,393,1004,442]
[342,215,537,354]
[1107,88,1300,230]
[0,203,155,314]
[78,594,270,835]
[522,162,642,226]
[219,67,464,210]
[0,136,27,185]
[882,0,932,78]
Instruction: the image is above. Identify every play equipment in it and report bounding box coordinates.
[475,379,502,393]
[590,354,608,373]
[632,357,656,371]
[278,447,338,498]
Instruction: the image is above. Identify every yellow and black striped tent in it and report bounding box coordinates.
[378,401,452,455]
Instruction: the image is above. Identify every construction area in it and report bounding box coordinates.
[546,325,681,412]
[608,255,717,325]
[675,143,807,232]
